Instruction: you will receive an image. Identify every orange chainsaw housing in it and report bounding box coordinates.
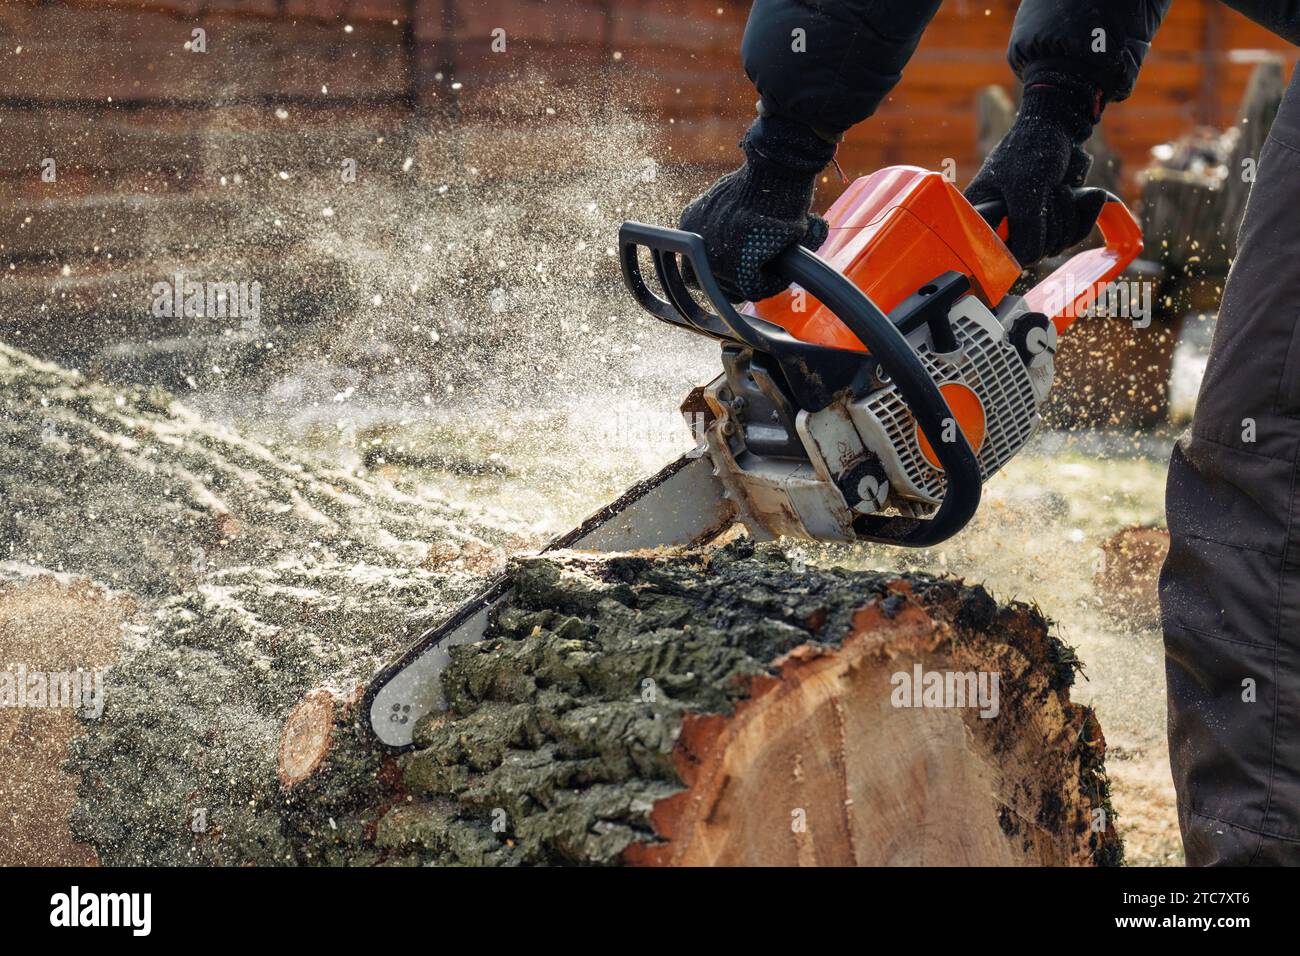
[744,165,1143,351]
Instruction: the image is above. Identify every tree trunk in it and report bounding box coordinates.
[1138,57,1285,272]
[74,543,1121,866]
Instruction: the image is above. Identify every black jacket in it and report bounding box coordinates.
[742,1,1300,138]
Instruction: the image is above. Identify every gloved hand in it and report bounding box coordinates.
[965,68,1109,266]
[679,114,836,303]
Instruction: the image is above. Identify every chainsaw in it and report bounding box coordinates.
[364,165,1143,749]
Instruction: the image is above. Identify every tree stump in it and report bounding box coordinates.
[1094,526,1170,631]
[1139,58,1285,272]
[76,542,1119,866]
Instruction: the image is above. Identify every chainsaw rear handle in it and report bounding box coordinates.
[973,190,1144,334]
[618,221,982,548]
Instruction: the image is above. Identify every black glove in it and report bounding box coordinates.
[679,114,835,304]
[965,68,1109,266]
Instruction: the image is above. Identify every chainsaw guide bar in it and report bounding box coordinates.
[364,450,735,750]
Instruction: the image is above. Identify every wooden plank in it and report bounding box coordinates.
[448,0,609,47]
[0,103,414,177]
[608,0,744,53]
[0,8,410,103]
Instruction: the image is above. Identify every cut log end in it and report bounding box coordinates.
[623,586,1115,866]
[260,546,1119,867]
[278,686,360,788]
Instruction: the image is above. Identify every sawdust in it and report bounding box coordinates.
[0,566,134,865]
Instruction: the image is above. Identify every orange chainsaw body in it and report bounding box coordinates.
[745,165,1143,351]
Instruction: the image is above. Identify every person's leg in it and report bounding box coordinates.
[1160,65,1300,865]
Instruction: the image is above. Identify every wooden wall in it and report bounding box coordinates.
[0,0,1295,195]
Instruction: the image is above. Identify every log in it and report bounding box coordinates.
[73,544,1121,866]
[0,566,135,866]
[0,339,513,865]
[3,336,1116,866]
[277,548,1119,866]
[621,597,1097,866]
[278,686,359,788]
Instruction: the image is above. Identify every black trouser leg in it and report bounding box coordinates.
[1160,66,1300,865]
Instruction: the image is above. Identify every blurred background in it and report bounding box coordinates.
[2,1,1294,190]
[0,0,1294,428]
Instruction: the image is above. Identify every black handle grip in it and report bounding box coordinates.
[618,222,767,348]
[618,221,982,548]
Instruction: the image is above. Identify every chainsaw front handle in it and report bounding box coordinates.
[974,191,1144,334]
[618,221,982,548]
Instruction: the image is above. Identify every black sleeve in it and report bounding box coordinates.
[741,0,943,138]
[1007,1,1173,103]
